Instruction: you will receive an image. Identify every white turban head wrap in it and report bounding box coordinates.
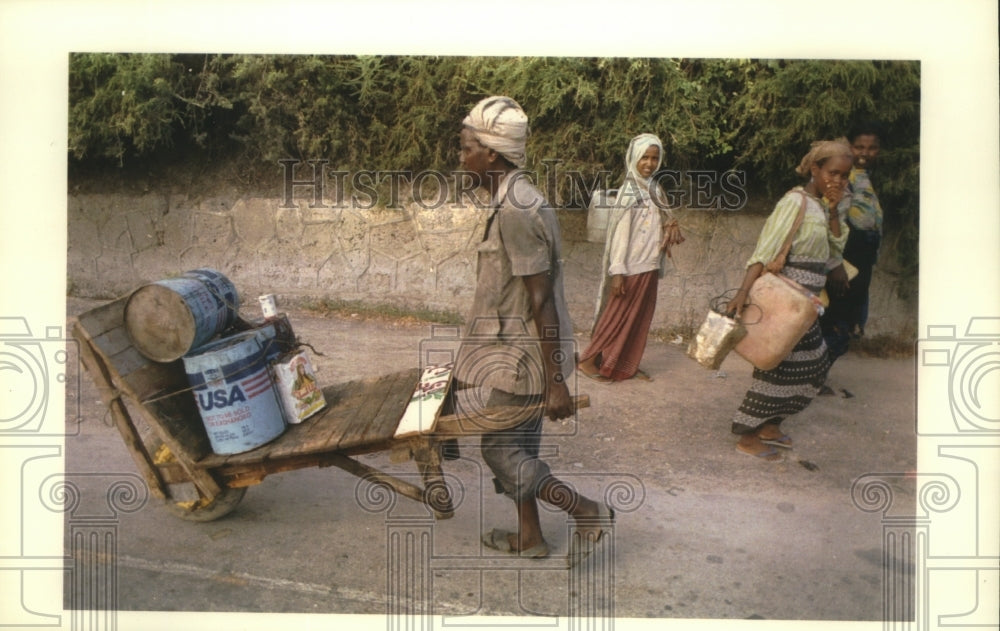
[463,96,529,168]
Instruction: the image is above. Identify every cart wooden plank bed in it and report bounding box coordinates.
[71,296,587,522]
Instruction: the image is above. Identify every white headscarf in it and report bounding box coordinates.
[462,96,529,168]
[614,133,666,212]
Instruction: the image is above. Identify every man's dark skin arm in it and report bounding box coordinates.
[522,271,573,420]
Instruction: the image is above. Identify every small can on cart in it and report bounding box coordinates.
[258,294,278,319]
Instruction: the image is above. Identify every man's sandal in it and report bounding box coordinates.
[482,529,549,559]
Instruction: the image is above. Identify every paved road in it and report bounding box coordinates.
[62,298,918,628]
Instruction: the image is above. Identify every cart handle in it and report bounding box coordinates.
[432,394,590,436]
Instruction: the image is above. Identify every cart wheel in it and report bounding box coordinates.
[163,486,247,522]
[147,440,247,522]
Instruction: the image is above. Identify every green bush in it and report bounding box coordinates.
[68,53,234,163]
[725,59,919,271]
[68,54,919,273]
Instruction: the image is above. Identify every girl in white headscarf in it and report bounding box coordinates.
[577,133,684,382]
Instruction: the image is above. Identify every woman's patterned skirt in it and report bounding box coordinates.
[731,258,831,434]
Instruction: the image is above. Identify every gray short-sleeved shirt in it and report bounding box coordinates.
[454,172,575,395]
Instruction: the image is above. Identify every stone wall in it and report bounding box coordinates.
[67,192,916,337]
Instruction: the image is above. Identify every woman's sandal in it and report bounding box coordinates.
[582,371,612,384]
[759,434,793,449]
[736,443,783,461]
[632,369,652,382]
[566,504,616,568]
[482,529,549,559]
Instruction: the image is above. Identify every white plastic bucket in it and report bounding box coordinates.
[586,189,618,243]
[125,268,240,362]
[183,330,285,455]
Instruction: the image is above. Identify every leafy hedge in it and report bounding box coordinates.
[68,54,919,270]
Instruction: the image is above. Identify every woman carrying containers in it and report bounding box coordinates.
[725,140,852,461]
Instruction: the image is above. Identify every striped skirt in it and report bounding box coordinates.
[731,259,831,434]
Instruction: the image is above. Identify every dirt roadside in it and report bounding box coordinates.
[63,296,917,622]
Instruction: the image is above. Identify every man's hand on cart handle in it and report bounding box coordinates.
[432,394,590,436]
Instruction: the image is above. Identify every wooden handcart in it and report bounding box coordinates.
[71,297,587,522]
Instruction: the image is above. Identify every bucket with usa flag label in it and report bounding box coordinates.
[182,329,286,455]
